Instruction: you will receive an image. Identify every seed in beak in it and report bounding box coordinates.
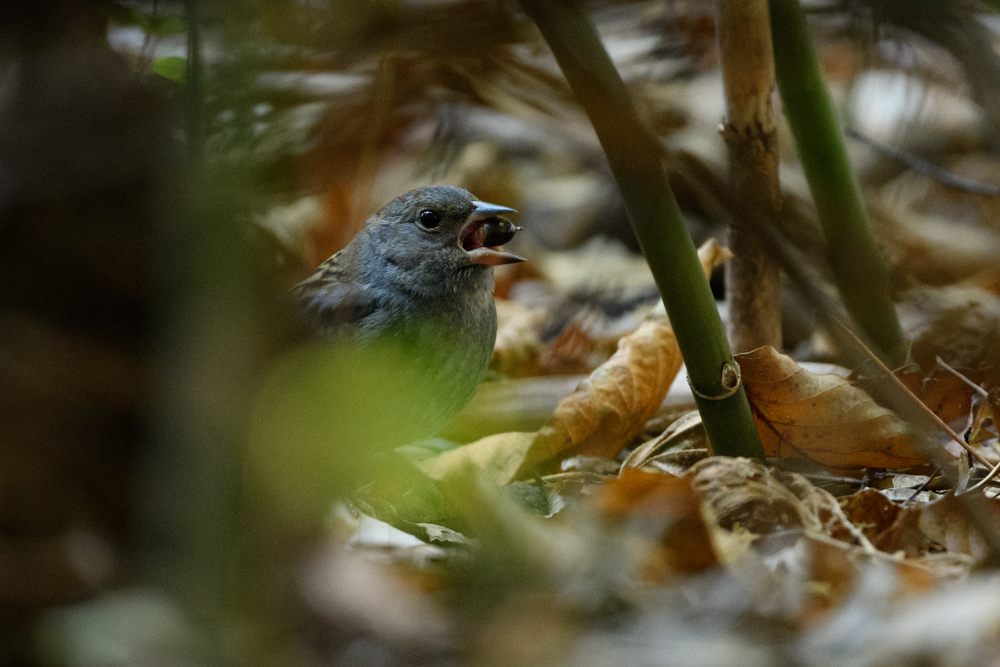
[480,217,521,247]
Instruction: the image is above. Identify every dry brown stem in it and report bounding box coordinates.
[715,0,782,352]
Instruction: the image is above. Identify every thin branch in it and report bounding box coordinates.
[848,129,1000,197]
[837,323,992,468]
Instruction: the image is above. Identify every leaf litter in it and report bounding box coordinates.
[230,5,1000,663]
[335,238,1000,667]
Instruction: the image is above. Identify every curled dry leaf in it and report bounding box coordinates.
[513,319,683,477]
[689,457,811,536]
[593,468,720,580]
[623,410,704,470]
[737,346,934,470]
[509,239,726,477]
[918,492,1000,560]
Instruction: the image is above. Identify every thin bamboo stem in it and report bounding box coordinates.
[769,0,906,366]
[519,0,764,459]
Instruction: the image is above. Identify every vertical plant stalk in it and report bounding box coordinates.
[184,0,204,161]
[519,0,764,459]
[769,0,905,366]
[140,2,258,663]
[715,0,783,353]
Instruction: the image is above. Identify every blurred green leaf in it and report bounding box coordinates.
[248,339,455,524]
[148,15,187,36]
[110,2,150,30]
[153,57,187,84]
[505,481,550,515]
[110,3,185,35]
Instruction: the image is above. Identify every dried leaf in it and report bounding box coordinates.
[871,506,927,557]
[738,346,933,470]
[508,240,726,477]
[688,457,810,535]
[421,432,536,486]
[514,319,683,477]
[897,368,978,426]
[594,468,719,579]
[839,488,902,543]
[623,410,703,470]
[969,399,998,446]
[918,493,1000,560]
[852,364,982,432]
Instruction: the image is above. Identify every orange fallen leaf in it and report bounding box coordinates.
[897,368,978,426]
[738,346,933,470]
[596,467,701,519]
[594,468,718,579]
[514,319,682,477]
[839,488,902,543]
[918,492,1000,560]
[854,366,980,427]
[510,240,727,477]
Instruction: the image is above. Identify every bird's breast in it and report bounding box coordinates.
[359,286,498,437]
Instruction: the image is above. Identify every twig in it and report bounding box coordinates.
[847,129,1000,197]
[837,324,992,468]
[902,468,940,507]
[936,356,991,398]
[962,459,1000,496]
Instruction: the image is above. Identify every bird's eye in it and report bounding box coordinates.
[418,210,441,230]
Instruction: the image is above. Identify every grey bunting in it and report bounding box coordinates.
[292,185,525,438]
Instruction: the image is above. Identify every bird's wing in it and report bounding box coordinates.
[291,251,378,337]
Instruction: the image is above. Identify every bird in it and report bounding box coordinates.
[291,185,525,440]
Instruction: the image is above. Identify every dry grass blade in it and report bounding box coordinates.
[739,346,932,470]
[837,324,992,468]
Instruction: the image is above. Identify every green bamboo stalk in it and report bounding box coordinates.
[519,0,764,460]
[184,0,204,162]
[769,0,906,367]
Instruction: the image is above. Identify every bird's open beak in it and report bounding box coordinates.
[461,201,526,266]
[466,247,525,266]
[471,201,517,218]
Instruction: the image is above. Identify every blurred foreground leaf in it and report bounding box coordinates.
[249,339,453,523]
[422,432,536,486]
[153,57,187,84]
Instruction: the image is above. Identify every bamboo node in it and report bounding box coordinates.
[689,361,742,401]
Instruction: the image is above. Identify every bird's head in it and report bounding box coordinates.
[365,185,525,297]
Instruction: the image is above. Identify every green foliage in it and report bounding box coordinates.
[769,0,906,366]
[153,57,187,84]
[110,3,186,36]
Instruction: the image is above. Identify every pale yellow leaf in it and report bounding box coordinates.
[420,432,536,486]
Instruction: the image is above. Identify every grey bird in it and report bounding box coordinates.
[292,185,524,438]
